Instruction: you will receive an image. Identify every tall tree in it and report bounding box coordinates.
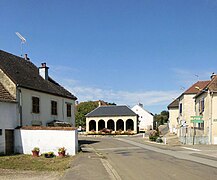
[75,101,98,127]
[153,110,169,129]
[75,101,116,127]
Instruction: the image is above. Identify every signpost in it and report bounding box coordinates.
[190,116,204,145]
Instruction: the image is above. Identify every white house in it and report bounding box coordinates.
[0,50,77,154]
[131,104,153,131]
[86,105,138,133]
[0,82,17,154]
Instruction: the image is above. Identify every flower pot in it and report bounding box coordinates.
[44,153,54,158]
[32,150,39,157]
[58,151,65,157]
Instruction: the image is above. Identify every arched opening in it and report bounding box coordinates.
[126,119,134,131]
[89,120,96,131]
[107,119,115,131]
[116,119,124,131]
[98,120,105,131]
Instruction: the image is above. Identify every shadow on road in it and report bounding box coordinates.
[79,140,100,145]
[78,140,100,153]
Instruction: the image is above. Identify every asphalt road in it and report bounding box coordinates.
[78,136,217,180]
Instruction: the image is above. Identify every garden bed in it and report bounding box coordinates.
[0,154,73,171]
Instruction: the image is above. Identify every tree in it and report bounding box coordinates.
[75,101,98,127]
[75,101,116,127]
[153,110,169,129]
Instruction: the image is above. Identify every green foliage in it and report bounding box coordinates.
[32,147,40,152]
[153,110,169,129]
[75,101,116,127]
[149,129,159,141]
[75,101,99,127]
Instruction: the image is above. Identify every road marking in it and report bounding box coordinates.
[97,147,141,151]
[90,145,122,180]
[181,147,201,152]
[101,158,122,180]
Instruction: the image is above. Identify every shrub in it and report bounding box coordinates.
[149,130,159,142]
[156,137,163,143]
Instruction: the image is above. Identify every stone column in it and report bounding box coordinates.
[124,120,126,131]
[96,120,98,132]
[134,118,137,133]
[86,119,89,132]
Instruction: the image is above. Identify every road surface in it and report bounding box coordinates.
[78,136,217,180]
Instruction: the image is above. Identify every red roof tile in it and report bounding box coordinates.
[184,81,210,94]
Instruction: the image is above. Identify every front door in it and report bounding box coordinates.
[5,130,14,155]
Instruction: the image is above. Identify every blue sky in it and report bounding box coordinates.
[1,0,217,114]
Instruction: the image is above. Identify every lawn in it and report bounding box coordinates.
[0,154,74,171]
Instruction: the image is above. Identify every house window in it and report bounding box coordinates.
[179,103,182,115]
[199,98,204,113]
[198,122,204,130]
[67,104,71,117]
[51,101,57,115]
[0,129,2,136]
[32,96,40,113]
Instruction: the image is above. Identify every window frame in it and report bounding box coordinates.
[32,96,40,114]
[66,103,72,117]
[199,98,205,114]
[179,103,182,115]
[51,100,58,115]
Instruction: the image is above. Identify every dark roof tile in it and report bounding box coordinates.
[86,105,137,117]
[0,50,77,100]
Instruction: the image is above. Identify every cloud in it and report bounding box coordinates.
[63,81,180,109]
[171,68,212,90]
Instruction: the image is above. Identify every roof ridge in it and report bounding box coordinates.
[0,50,77,100]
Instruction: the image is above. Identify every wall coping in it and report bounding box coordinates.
[19,126,77,131]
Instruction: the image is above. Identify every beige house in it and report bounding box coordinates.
[167,99,179,134]
[86,105,138,133]
[177,81,210,128]
[194,74,217,144]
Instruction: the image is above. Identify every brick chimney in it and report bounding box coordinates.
[39,63,49,80]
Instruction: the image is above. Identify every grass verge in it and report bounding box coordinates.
[0,154,73,171]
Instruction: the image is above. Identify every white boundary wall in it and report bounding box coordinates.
[14,129,78,156]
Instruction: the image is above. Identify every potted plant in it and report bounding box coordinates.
[32,147,40,157]
[58,147,66,157]
[44,152,55,158]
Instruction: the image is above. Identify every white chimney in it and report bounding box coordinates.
[98,100,101,107]
[211,72,216,80]
[39,63,49,80]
